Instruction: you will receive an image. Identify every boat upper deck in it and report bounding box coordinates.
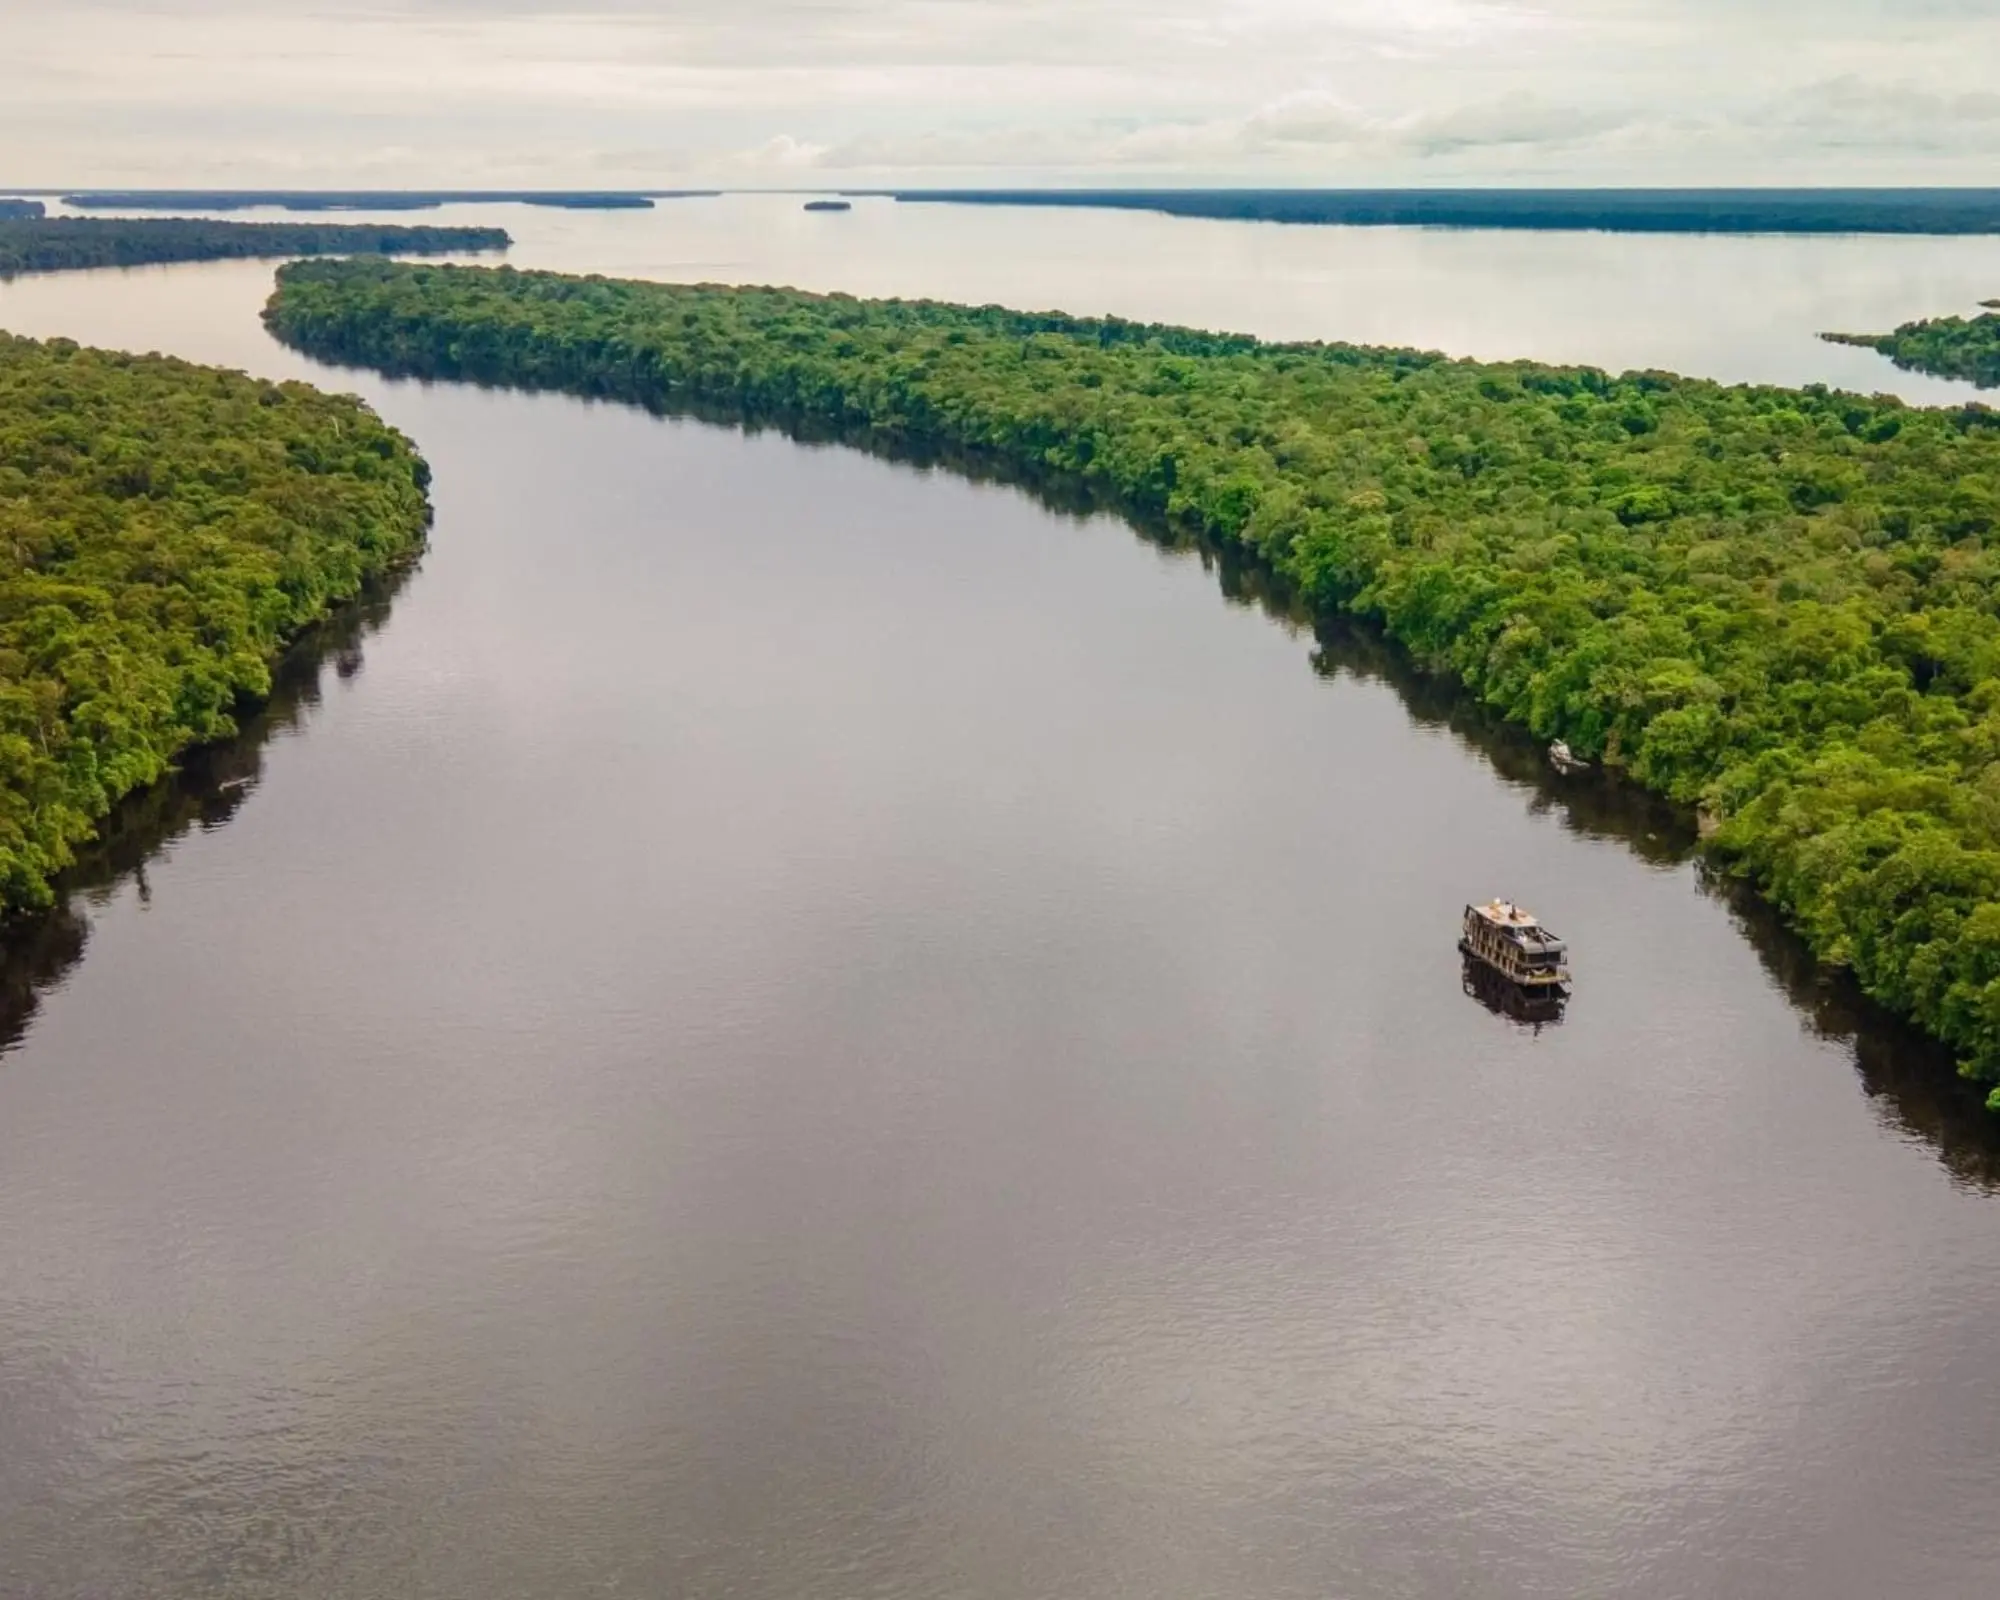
[1466,900,1568,957]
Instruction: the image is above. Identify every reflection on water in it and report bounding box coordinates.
[1705,872,2000,1192]
[1460,956,1570,1033]
[0,574,406,1060]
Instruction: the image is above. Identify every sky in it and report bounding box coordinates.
[6,0,2000,189]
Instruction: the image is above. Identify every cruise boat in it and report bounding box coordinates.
[1460,900,1573,997]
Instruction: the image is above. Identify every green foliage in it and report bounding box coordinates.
[266,257,2000,1095]
[893,189,2000,235]
[63,191,670,212]
[1825,311,2000,390]
[0,331,431,911]
[0,218,509,278]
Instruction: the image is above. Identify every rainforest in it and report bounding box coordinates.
[260,256,2000,1103]
[0,217,510,277]
[59,190,684,212]
[0,330,432,911]
[1827,307,2000,389]
[888,188,2000,235]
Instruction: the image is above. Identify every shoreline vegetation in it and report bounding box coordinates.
[1825,307,2000,390]
[262,257,2000,1108]
[0,217,510,277]
[0,199,46,221]
[56,190,714,212]
[884,188,2000,235]
[0,331,433,912]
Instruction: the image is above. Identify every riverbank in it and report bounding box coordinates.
[263,257,2000,1104]
[885,188,2000,235]
[0,329,432,911]
[0,217,510,277]
[1826,307,2000,389]
[57,190,688,212]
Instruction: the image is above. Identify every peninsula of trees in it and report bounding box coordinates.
[0,332,433,912]
[265,257,2000,1106]
[888,188,2000,235]
[0,199,45,221]
[60,191,704,212]
[1826,307,2000,389]
[0,217,510,277]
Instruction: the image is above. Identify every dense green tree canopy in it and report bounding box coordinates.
[267,257,2000,1104]
[1827,309,2000,389]
[0,218,509,278]
[891,189,2000,235]
[61,191,674,212]
[0,332,431,910]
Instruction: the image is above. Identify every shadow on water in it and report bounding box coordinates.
[0,570,411,1061]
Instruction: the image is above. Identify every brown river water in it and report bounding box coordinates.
[4,199,2000,1598]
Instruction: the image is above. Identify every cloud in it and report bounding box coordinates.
[2,1,1998,185]
[804,89,1639,175]
[730,134,835,171]
[1763,76,2000,151]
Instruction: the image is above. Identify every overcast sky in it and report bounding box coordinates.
[7,0,2000,188]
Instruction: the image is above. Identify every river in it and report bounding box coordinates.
[4,197,2000,1600]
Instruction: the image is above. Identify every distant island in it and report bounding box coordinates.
[1825,303,2000,388]
[58,190,716,213]
[803,199,853,213]
[0,198,45,221]
[885,188,2000,236]
[0,218,510,277]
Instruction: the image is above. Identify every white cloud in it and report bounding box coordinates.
[2,1,1997,185]
[731,134,835,172]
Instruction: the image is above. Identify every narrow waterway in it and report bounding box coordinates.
[4,219,2000,1600]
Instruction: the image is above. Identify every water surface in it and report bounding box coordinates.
[3,212,2000,1600]
[37,188,2000,398]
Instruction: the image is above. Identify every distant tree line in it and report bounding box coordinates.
[0,217,510,277]
[0,332,433,912]
[266,257,2000,1106]
[60,191,704,212]
[0,199,46,221]
[888,188,2000,235]
[1827,307,2000,389]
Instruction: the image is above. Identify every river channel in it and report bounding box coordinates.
[4,200,2000,1599]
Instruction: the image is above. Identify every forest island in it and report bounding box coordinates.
[0,217,510,277]
[1828,303,2000,389]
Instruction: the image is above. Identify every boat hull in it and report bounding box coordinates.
[1458,939,1572,998]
